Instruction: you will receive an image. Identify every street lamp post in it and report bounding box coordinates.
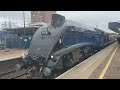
[23,11,26,36]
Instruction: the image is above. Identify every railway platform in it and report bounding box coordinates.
[0,49,28,61]
[56,41,120,79]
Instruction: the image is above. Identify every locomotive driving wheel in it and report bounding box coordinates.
[63,53,74,70]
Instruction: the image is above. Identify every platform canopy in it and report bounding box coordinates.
[108,22,120,34]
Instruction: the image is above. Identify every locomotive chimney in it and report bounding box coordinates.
[51,14,65,28]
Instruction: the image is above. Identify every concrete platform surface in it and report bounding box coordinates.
[0,49,28,61]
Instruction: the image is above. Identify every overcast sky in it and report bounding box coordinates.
[57,11,120,33]
[0,11,120,33]
[0,11,31,24]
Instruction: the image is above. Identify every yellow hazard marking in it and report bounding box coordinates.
[98,44,119,79]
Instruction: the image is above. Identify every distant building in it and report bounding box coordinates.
[31,11,56,24]
[0,11,56,29]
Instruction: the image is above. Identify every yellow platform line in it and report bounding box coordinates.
[98,44,119,79]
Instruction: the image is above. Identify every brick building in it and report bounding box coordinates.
[31,11,56,24]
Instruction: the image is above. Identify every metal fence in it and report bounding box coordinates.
[0,31,32,49]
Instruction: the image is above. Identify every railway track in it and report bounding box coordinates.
[0,57,27,79]
[0,69,26,79]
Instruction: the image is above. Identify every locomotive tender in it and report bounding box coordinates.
[16,14,116,79]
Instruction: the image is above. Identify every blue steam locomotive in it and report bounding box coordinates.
[16,14,117,79]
